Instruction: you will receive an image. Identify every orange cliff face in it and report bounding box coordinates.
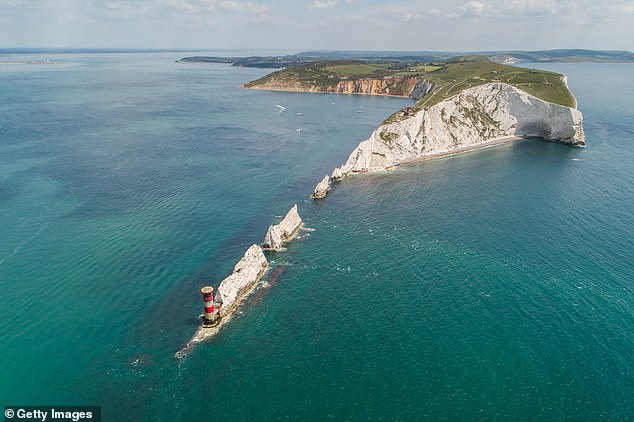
[244,79,327,93]
[333,77,420,97]
[245,76,423,98]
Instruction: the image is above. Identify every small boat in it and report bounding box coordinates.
[296,112,303,116]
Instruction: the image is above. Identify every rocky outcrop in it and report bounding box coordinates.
[331,166,346,182]
[311,175,330,199]
[178,244,269,350]
[216,244,269,317]
[409,79,436,100]
[333,77,422,98]
[263,225,284,251]
[246,80,333,94]
[179,208,301,351]
[247,77,432,99]
[328,83,584,184]
[263,204,303,251]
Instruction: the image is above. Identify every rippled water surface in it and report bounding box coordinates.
[0,55,632,421]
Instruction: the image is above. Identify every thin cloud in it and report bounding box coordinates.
[459,1,486,17]
[417,0,576,20]
[1,0,632,50]
[334,14,363,22]
[220,1,269,13]
[597,1,634,17]
[91,0,270,20]
[500,0,563,16]
[402,12,423,22]
[308,0,338,10]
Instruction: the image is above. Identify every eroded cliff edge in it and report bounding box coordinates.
[326,83,584,185]
[246,76,435,100]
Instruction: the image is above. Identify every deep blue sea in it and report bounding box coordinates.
[0,53,632,421]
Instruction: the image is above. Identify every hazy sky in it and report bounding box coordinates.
[1,0,633,51]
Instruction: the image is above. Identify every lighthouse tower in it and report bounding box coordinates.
[200,286,219,327]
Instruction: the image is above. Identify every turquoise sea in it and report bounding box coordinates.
[0,53,632,421]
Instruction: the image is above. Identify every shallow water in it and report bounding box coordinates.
[0,55,632,421]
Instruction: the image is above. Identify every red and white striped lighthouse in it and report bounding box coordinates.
[200,286,218,327]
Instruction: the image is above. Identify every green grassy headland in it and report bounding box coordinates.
[245,57,576,112]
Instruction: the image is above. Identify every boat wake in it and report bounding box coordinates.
[0,221,50,267]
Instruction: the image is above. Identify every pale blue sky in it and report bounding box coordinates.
[1,0,633,51]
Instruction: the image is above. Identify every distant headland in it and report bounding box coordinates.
[238,54,585,196]
[178,48,634,68]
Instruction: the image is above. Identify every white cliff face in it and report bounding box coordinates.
[278,204,302,239]
[311,175,331,199]
[332,83,585,177]
[263,204,303,251]
[263,225,284,251]
[409,79,436,100]
[331,167,346,181]
[217,244,268,317]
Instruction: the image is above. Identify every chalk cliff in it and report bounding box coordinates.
[328,83,584,183]
[263,204,303,251]
[311,175,330,199]
[216,244,269,317]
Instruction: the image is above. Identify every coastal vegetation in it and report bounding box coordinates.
[413,60,576,108]
[245,57,577,112]
[179,49,634,69]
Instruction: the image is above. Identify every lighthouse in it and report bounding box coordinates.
[200,286,219,327]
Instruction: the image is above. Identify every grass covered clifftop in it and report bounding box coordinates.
[243,60,434,97]
[244,59,439,91]
[244,57,577,111]
[415,60,575,109]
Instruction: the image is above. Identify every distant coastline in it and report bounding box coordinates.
[0,61,55,65]
[178,48,634,68]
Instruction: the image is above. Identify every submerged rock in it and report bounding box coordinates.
[311,175,331,199]
[263,204,303,251]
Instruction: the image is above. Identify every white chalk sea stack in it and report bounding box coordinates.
[263,204,303,251]
[311,175,331,199]
[180,244,269,350]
